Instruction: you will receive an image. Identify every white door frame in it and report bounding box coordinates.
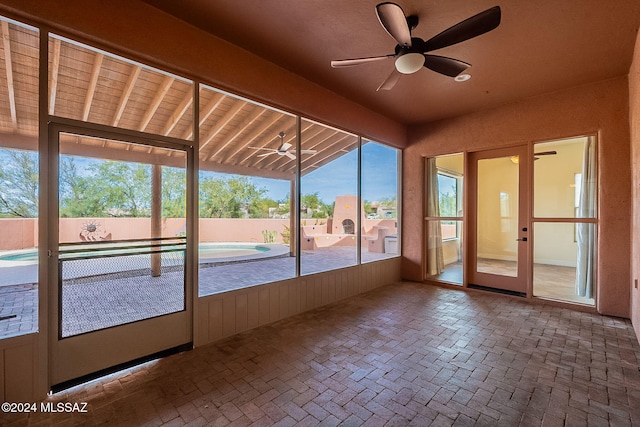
[47,118,196,391]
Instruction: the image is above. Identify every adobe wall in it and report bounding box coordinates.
[0,218,36,250]
[404,77,632,318]
[0,217,398,250]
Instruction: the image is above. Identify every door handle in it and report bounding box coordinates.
[516,237,528,242]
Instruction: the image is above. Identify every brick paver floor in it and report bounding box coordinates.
[5,281,640,426]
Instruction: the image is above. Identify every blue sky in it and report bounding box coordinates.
[242,142,398,203]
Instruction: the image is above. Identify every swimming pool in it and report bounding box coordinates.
[0,242,273,263]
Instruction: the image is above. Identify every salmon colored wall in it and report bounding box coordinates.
[0,219,36,250]
[1,217,398,250]
[199,219,290,244]
[629,29,640,342]
[405,77,632,318]
[0,0,406,149]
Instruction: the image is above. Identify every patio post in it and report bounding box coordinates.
[151,164,162,277]
[289,178,296,257]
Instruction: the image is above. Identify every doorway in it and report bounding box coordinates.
[49,123,193,391]
[468,146,530,295]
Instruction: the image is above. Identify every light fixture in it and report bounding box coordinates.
[510,156,519,164]
[395,52,424,74]
[454,73,471,82]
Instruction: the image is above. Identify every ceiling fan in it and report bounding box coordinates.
[534,150,557,160]
[331,2,501,91]
[249,132,317,160]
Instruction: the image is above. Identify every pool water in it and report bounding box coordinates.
[0,243,270,262]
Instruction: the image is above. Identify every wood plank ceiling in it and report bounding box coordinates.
[0,20,360,180]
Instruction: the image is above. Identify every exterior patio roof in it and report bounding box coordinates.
[0,22,359,180]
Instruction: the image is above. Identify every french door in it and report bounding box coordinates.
[48,122,193,390]
[468,146,530,295]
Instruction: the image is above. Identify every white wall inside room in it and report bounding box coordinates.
[534,138,586,218]
[477,157,519,260]
[533,137,587,267]
[533,222,577,267]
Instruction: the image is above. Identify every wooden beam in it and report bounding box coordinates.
[82,53,103,121]
[223,111,286,164]
[199,157,292,180]
[182,91,225,141]
[1,21,17,128]
[206,105,267,161]
[162,91,192,137]
[292,134,357,175]
[113,65,140,126]
[199,100,244,151]
[58,135,186,168]
[139,75,174,132]
[0,131,37,151]
[49,38,61,115]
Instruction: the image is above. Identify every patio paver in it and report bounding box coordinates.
[0,247,396,339]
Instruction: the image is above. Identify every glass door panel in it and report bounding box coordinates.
[469,146,529,295]
[476,156,519,277]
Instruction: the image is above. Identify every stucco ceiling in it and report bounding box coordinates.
[143,0,640,126]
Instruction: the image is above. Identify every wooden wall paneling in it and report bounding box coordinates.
[321,276,330,305]
[222,295,236,337]
[198,300,209,344]
[247,290,260,330]
[341,270,350,299]
[313,276,323,309]
[350,269,359,296]
[208,298,223,342]
[194,258,401,347]
[278,283,289,319]
[269,285,280,322]
[259,288,270,325]
[362,263,371,291]
[235,293,248,334]
[328,274,336,304]
[299,279,309,312]
[288,281,301,316]
[4,343,33,401]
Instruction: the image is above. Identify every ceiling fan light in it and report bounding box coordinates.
[395,52,424,74]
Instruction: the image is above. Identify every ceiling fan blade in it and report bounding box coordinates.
[248,147,276,152]
[376,2,412,47]
[377,68,402,91]
[285,152,296,160]
[257,152,274,158]
[422,6,501,52]
[423,54,470,77]
[534,151,557,156]
[280,142,292,151]
[331,55,395,68]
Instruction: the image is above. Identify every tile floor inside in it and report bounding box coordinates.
[5,281,640,426]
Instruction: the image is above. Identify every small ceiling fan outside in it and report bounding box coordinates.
[249,132,317,160]
[534,150,557,160]
[331,2,501,91]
